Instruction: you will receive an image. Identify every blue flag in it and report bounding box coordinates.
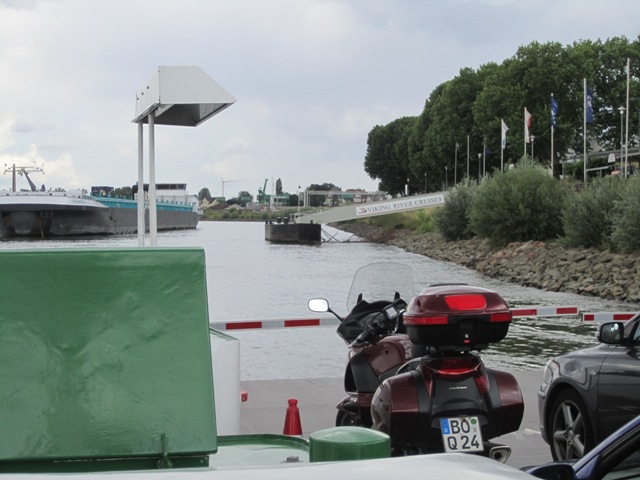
[586,83,594,124]
[551,95,558,127]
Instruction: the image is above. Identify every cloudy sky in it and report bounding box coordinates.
[0,0,639,198]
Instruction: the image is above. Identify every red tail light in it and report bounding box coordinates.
[444,294,487,310]
[424,376,433,396]
[423,359,489,396]
[437,358,478,377]
[435,359,489,394]
[474,374,489,395]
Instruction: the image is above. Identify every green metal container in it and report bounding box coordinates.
[309,427,390,462]
[0,248,216,472]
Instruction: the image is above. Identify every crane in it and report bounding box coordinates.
[221,178,241,199]
[4,164,44,192]
[257,179,268,204]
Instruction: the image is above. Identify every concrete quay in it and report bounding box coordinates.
[240,369,551,470]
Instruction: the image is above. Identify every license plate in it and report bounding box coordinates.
[440,416,483,452]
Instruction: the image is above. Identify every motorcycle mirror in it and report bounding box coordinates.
[308,298,330,313]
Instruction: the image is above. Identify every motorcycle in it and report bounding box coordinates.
[308,263,416,429]
[371,283,523,461]
[309,264,523,463]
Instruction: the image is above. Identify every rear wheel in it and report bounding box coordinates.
[336,409,359,426]
[549,389,594,461]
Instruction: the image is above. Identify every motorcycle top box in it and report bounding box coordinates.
[403,285,512,349]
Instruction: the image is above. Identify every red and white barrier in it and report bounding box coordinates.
[209,317,340,331]
[510,306,579,318]
[209,307,640,331]
[581,312,638,323]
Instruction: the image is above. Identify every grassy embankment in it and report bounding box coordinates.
[202,207,315,222]
[334,209,438,233]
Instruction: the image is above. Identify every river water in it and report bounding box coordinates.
[2,221,638,380]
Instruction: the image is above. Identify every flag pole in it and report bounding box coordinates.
[483,135,486,177]
[454,143,458,185]
[551,93,554,177]
[466,135,470,179]
[523,107,527,158]
[625,57,630,178]
[500,128,504,173]
[583,78,587,183]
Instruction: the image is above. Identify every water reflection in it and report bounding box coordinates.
[484,318,598,370]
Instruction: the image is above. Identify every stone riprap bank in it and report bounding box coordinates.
[337,224,640,305]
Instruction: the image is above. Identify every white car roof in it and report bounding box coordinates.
[0,453,534,480]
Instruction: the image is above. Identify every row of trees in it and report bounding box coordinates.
[365,36,640,195]
[435,160,640,254]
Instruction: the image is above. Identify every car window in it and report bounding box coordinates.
[603,449,640,480]
[632,323,640,344]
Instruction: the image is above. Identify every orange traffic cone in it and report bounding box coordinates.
[283,398,302,436]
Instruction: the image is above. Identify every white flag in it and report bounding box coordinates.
[501,119,509,149]
[524,108,532,143]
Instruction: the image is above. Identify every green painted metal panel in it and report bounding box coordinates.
[0,248,216,465]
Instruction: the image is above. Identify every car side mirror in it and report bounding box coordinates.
[598,321,624,344]
[525,463,576,480]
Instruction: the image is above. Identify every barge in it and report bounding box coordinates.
[0,183,201,238]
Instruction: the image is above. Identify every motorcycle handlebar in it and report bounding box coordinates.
[350,299,407,347]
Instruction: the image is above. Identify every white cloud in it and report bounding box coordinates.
[0,120,16,150]
[0,0,639,196]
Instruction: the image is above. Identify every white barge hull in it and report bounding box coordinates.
[0,191,200,238]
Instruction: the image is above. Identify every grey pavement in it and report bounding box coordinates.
[240,369,551,469]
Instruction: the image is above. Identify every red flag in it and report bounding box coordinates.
[525,108,532,143]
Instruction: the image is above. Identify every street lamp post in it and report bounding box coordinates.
[424,172,427,193]
[445,166,448,190]
[477,153,481,183]
[619,106,626,175]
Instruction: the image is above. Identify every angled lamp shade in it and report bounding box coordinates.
[133,66,236,126]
